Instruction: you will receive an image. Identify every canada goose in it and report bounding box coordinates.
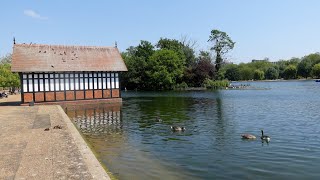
[171,126,185,131]
[261,130,270,141]
[241,134,256,139]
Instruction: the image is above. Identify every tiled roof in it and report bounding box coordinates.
[11,43,128,72]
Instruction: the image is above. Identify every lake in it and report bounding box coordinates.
[66,80,320,180]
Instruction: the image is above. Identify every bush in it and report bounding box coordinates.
[173,82,188,90]
[311,63,320,78]
[203,78,229,89]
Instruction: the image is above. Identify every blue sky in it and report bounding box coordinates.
[1,0,320,63]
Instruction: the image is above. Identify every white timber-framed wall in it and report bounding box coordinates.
[20,71,120,103]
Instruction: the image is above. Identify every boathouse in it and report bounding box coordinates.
[11,43,127,104]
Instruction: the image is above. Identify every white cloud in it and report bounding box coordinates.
[24,9,48,20]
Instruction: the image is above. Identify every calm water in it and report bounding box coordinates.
[66,80,320,180]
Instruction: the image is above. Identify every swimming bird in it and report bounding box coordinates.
[171,126,186,131]
[260,130,270,142]
[156,116,162,122]
[241,134,256,139]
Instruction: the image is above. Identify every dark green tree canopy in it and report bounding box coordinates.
[265,67,279,80]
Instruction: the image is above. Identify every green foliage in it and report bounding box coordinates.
[239,65,254,80]
[0,55,20,88]
[208,29,235,72]
[173,82,188,90]
[265,67,279,80]
[146,49,185,90]
[311,63,320,78]
[297,53,320,78]
[183,51,215,87]
[203,78,229,89]
[253,69,264,80]
[224,64,240,81]
[283,65,297,79]
[121,40,155,90]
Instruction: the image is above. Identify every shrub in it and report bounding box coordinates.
[203,78,229,89]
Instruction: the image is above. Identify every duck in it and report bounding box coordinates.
[170,126,186,132]
[156,116,162,122]
[241,134,256,139]
[260,130,270,142]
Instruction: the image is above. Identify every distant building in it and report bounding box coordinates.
[11,43,127,104]
[251,59,278,65]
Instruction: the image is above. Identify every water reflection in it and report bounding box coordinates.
[65,81,320,179]
[65,103,122,135]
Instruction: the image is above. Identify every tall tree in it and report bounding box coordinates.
[146,49,185,90]
[208,29,235,73]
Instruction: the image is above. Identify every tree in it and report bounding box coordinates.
[283,65,297,79]
[208,29,235,72]
[121,41,155,90]
[0,54,12,64]
[297,53,320,78]
[265,67,279,80]
[311,63,320,78]
[239,66,254,80]
[224,65,240,81]
[0,59,20,88]
[146,49,185,90]
[253,69,264,80]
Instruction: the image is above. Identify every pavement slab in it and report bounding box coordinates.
[0,96,110,180]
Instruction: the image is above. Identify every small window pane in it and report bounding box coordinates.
[89,78,93,89]
[60,79,64,91]
[111,78,115,88]
[102,78,106,89]
[55,79,60,91]
[93,78,96,89]
[75,74,78,77]
[23,80,28,92]
[45,74,48,78]
[34,74,38,78]
[28,79,33,92]
[84,78,88,90]
[65,79,69,90]
[89,73,92,77]
[23,74,27,78]
[45,79,49,91]
[50,79,54,91]
[70,79,74,90]
[107,78,111,89]
[98,78,102,89]
[115,78,119,89]
[50,74,54,78]
[34,80,38,92]
[39,80,44,91]
[103,73,106,77]
[70,74,74,78]
[80,73,83,77]
[55,74,59,78]
[80,78,84,90]
[75,78,79,90]
[39,74,43,78]
[65,74,69,78]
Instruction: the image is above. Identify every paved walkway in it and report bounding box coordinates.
[0,95,110,179]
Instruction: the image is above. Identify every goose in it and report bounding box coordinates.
[171,126,186,131]
[260,130,270,141]
[241,134,256,139]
